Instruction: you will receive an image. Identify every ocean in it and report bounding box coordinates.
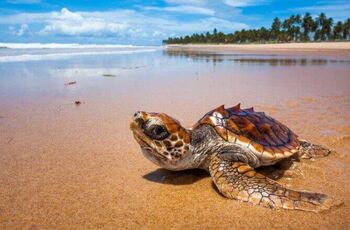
[0,43,160,62]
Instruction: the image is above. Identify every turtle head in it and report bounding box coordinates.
[130,111,192,170]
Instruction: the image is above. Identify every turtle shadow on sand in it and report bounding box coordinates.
[143,158,297,186]
[257,157,299,180]
[143,168,209,185]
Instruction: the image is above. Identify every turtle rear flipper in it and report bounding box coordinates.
[298,140,331,159]
[209,155,342,212]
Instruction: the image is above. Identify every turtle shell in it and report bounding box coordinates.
[194,104,300,162]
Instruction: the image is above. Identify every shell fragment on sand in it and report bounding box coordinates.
[102,73,117,77]
[64,81,76,86]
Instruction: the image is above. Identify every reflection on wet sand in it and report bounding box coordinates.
[164,49,350,66]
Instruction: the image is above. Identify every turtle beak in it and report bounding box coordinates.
[130,111,150,147]
[133,111,145,125]
[130,111,146,131]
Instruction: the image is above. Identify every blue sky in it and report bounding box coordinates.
[0,0,349,45]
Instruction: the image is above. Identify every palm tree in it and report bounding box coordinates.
[259,27,270,42]
[292,14,302,41]
[301,12,315,41]
[271,17,281,41]
[282,15,301,41]
[315,13,333,40]
[163,13,349,44]
[315,13,325,40]
[282,16,293,41]
[325,17,333,40]
[333,21,343,40]
[217,32,225,43]
[342,19,350,40]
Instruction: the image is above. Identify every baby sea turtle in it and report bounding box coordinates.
[130,104,340,212]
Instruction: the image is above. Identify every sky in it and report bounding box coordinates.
[0,0,349,45]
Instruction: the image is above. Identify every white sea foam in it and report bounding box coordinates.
[0,48,159,63]
[49,67,138,78]
[0,43,154,49]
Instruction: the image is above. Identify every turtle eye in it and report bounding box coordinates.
[153,126,165,135]
[145,125,169,140]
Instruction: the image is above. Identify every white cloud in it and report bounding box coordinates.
[223,0,267,7]
[286,2,350,21]
[39,8,127,36]
[169,17,247,33]
[0,11,53,24]
[152,30,166,38]
[17,24,28,36]
[291,3,350,13]
[0,7,249,42]
[165,0,206,5]
[7,23,28,36]
[144,5,215,16]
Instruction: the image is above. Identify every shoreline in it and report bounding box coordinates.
[165,42,350,54]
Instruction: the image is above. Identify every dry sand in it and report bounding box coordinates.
[167,42,350,55]
[0,48,350,229]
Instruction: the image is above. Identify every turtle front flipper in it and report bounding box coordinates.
[298,140,331,159]
[209,155,341,212]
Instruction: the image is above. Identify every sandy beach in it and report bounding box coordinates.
[0,45,350,229]
[167,42,350,55]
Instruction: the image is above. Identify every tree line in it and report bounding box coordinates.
[163,13,350,44]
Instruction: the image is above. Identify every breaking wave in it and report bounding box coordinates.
[0,43,160,62]
[0,43,152,49]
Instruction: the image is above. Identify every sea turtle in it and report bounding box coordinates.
[130,104,340,212]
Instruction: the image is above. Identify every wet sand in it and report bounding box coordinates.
[0,49,350,229]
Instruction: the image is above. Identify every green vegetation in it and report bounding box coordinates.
[163,13,350,44]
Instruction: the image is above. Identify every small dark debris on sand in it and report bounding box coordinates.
[64,81,77,86]
[122,65,145,69]
[102,74,117,77]
[74,101,81,105]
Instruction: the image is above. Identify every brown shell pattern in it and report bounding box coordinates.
[194,104,300,160]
